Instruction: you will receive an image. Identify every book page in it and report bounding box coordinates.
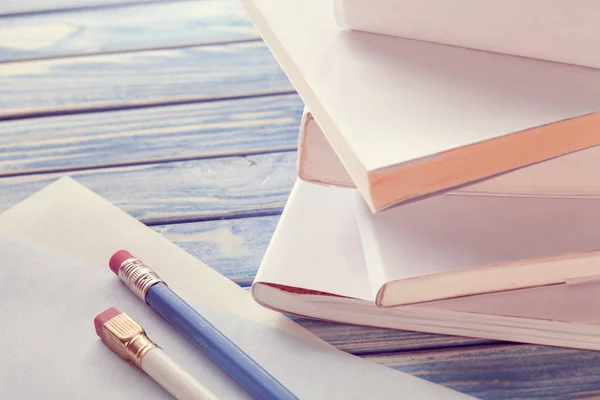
[419,279,600,325]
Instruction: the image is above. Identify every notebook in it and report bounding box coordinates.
[241,0,600,213]
[297,107,600,199]
[334,0,600,70]
[0,177,470,399]
[253,179,600,350]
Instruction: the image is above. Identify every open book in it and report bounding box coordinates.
[298,106,600,199]
[334,0,600,70]
[242,0,600,213]
[253,179,600,350]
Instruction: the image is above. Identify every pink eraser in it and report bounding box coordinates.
[94,307,122,338]
[109,250,135,275]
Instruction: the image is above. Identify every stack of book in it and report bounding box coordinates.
[241,0,600,350]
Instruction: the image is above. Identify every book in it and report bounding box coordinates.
[334,0,600,70]
[0,177,470,399]
[354,187,600,307]
[252,178,600,350]
[242,0,600,213]
[297,107,600,199]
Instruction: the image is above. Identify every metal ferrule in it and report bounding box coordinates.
[101,312,158,367]
[118,257,163,300]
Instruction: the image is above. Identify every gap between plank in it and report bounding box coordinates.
[0,38,263,65]
[0,0,197,19]
[0,89,298,122]
[0,146,298,179]
[144,209,285,227]
[355,341,510,357]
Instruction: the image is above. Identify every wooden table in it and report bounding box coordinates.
[1,1,599,398]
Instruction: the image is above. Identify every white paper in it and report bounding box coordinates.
[0,177,471,399]
[0,234,250,399]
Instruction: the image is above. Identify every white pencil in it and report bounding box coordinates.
[94,307,219,400]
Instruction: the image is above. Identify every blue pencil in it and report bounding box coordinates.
[109,250,298,400]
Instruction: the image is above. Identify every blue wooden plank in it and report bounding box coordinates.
[0,151,297,224]
[0,0,182,17]
[0,41,293,119]
[0,1,258,62]
[369,344,600,399]
[153,215,280,287]
[0,94,303,176]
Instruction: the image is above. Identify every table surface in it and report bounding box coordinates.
[2,1,600,399]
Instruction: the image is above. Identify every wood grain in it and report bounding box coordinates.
[0,1,258,62]
[0,94,303,176]
[0,41,293,119]
[0,151,297,224]
[153,215,280,287]
[0,0,179,17]
[369,344,600,399]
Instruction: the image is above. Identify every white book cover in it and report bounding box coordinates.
[297,106,600,199]
[253,178,600,351]
[0,177,469,400]
[242,0,600,213]
[353,190,600,307]
[334,0,600,70]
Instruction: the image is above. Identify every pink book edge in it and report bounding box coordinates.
[297,107,355,188]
